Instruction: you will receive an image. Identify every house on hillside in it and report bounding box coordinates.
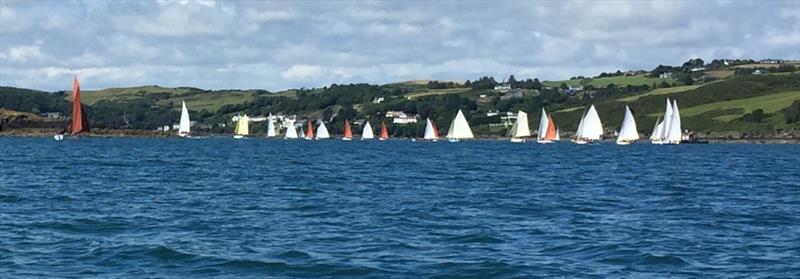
[372,97,385,104]
[494,84,511,93]
[385,111,418,124]
[500,89,523,99]
[659,72,673,79]
[759,59,783,64]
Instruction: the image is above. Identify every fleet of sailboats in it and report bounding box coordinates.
[651,98,683,144]
[573,105,603,144]
[509,110,530,143]
[446,109,474,142]
[615,105,639,145]
[233,115,249,139]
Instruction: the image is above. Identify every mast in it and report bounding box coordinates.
[178,100,190,136]
[69,76,89,135]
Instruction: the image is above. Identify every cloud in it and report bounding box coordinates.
[0,1,797,92]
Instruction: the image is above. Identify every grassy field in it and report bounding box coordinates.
[405,88,470,99]
[543,75,675,88]
[617,84,704,102]
[680,91,800,121]
[78,86,197,105]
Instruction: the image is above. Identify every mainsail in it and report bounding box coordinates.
[665,100,682,144]
[616,105,639,144]
[544,116,557,140]
[537,108,549,141]
[266,113,276,137]
[423,118,438,140]
[510,110,531,139]
[316,120,330,139]
[284,118,298,139]
[446,109,474,139]
[362,122,374,139]
[343,120,353,139]
[69,76,89,135]
[576,105,603,141]
[305,121,314,139]
[178,100,190,136]
[234,115,249,136]
[379,122,389,140]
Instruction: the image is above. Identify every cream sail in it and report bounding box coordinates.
[616,105,639,145]
[446,109,474,141]
[574,105,603,144]
[233,115,249,139]
[509,110,530,142]
[178,101,190,137]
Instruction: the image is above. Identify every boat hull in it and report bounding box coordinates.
[342,137,352,141]
[615,140,635,145]
[54,134,64,141]
[511,138,526,143]
[536,139,553,144]
[233,135,245,139]
[447,138,462,143]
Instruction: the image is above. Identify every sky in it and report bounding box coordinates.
[1,0,798,92]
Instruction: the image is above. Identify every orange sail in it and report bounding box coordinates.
[432,120,439,137]
[306,120,314,138]
[69,76,89,135]
[379,122,389,139]
[544,115,557,140]
[343,120,353,138]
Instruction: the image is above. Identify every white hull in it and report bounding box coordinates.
[233,135,245,139]
[378,138,387,141]
[54,134,64,141]
[572,139,599,145]
[615,140,634,145]
[448,138,462,143]
[536,139,553,144]
[510,138,526,143]
[342,137,352,141]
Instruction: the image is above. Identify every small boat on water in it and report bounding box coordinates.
[178,101,191,138]
[379,122,389,141]
[266,113,276,138]
[315,120,330,140]
[284,117,298,139]
[572,104,603,144]
[362,122,374,140]
[233,115,249,139]
[446,109,474,142]
[615,105,639,145]
[342,120,353,141]
[509,110,530,143]
[536,109,558,144]
[304,120,314,140]
[651,99,682,145]
[423,118,439,142]
[57,76,89,141]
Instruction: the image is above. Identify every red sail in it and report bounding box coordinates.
[545,115,557,140]
[379,122,389,139]
[69,76,89,135]
[306,120,314,138]
[343,120,353,138]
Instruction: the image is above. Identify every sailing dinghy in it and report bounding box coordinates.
[284,118,298,139]
[423,118,439,141]
[315,120,330,140]
[233,115,249,139]
[178,101,191,138]
[446,109,474,142]
[58,76,88,140]
[378,122,389,141]
[616,105,639,145]
[266,113,276,138]
[342,120,353,141]
[305,121,314,140]
[573,105,603,144]
[362,122,374,140]
[509,110,530,143]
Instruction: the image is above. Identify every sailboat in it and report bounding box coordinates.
[266,113,276,138]
[305,120,314,140]
[649,116,663,143]
[509,110,530,143]
[543,116,557,142]
[664,100,682,144]
[379,122,389,141]
[446,109,474,142]
[615,105,639,145]
[315,120,330,140]
[573,104,603,144]
[536,108,550,143]
[233,115,249,139]
[652,98,673,144]
[59,76,89,140]
[178,101,191,137]
[423,118,439,141]
[342,120,353,141]
[362,122,374,140]
[284,118,298,139]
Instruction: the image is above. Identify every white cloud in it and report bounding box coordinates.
[1,45,42,62]
[281,64,323,80]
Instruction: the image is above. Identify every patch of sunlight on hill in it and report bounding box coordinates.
[77,86,195,105]
[618,84,703,102]
[543,75,675,88]
[405,88,470,99]
[679,91,800,121]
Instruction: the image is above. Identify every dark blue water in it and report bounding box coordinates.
[1,137,798,277]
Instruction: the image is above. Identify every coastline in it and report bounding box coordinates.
[2,128,799,144]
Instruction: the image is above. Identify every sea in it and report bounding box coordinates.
[1,137,798,278]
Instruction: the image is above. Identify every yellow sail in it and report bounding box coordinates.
[235,115,250,136]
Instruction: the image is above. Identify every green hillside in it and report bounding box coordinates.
[543,75,676,88]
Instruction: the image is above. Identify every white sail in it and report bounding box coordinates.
[580,105,603,140]
[446,109,474,139]
[575,110,586,139]
[299,126,305,139]
[266,113,276,137]
[536,108,548,140]
[362,122,374,139]
[650,117,663,141]
[666,100,682,144]
[423,118,437,140]
[316,120,330,139]
[555,128,560,141]
[178,101,190,136]
[659,98,673,141]
[616,105,639,143]
[511,111,531,138]
[284,118,298,139]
